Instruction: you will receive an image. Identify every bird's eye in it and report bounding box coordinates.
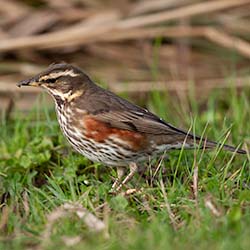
[40,78,57,84]
[46,78,57,83]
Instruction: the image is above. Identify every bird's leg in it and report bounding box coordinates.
[116,162,138,192]
[111,166,125,191]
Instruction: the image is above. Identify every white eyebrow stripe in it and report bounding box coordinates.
[40,69,79,81]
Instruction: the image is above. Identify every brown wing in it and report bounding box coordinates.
[92,110,184,135]
[78,84,246,154]
[80,85,194,136]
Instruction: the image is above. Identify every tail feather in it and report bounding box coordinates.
[160,120,246,154]
[193,137,246,154]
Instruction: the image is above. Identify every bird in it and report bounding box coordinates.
[17,63,246,191]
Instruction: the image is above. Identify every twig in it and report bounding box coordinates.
[96,26,206,42]
[193,164,198,203]
[204,27,250,59]
[118,0,250,29]
[130,0,193,16]
[0,0,250,52]
[204,194,222,217]
[99,26,250,60]
[152,151,167,183]
[0,11,120,52]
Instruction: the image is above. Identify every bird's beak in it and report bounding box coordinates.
[17,77,40,88]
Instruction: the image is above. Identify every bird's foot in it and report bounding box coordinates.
[110,163,138,194]
[110,166,125,193]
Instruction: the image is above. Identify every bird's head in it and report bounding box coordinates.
[18,63,91,102]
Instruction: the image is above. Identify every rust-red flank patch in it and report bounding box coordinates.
[84,116,146,150]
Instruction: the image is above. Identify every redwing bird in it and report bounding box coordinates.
[18,63,246,191]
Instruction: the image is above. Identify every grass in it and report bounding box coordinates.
[0,84,249,250]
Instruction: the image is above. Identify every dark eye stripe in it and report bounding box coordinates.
[41,77,59,83]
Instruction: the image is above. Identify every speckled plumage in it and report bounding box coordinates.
[18,63,246,168]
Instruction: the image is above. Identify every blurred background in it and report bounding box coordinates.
[1,0,250,114]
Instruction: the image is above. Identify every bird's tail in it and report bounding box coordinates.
[161,121,246,154]
[189,136,246,154]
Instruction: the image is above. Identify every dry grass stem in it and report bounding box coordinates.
[193,164,199,203]
[119,0,250,29]
[160,180,178,230]
[204,28,250,59]
[204,195,222,217]
[152,151,167,182]
[130,0,193,16]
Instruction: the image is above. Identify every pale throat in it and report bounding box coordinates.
[45,87,84,106]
